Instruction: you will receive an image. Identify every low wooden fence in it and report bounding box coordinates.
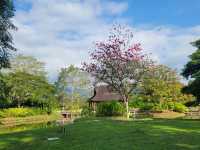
[130,109,185,119]
[130,109,153,119]
[185,107,200,119]
[0,115,57,128]
[0,112,81,128]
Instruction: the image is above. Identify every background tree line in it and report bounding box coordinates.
[83,25,198,117]
[1,1,200,118]
[0,55,92,114]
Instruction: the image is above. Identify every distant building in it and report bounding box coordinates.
[89,85,123,110]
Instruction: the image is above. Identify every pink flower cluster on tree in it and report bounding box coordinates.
[82,25,153,117]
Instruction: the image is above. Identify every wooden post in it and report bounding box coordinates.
[94,102,96,111]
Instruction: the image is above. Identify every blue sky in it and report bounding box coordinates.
[14,0,200,27]
[13,0,200,81]
[124,0,200,27]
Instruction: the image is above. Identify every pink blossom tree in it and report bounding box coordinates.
[82,25,153,118]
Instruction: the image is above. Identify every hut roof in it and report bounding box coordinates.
[90,85,123,102]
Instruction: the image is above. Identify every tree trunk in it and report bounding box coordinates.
[17,101,20,108]
[17,97,20,108]
[71,86,74,101]
[197,97,200,104]
[125,101,129,119]
[123,95,129,119]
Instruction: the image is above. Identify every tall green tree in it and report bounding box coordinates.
[0,73,10,108]
[0,55,55,109]
[55,65,91,98]
[0,0,17,69]
[131,65,195,111]
[55,65,92,109]
[141,65,194,104]
[182,39,200,102]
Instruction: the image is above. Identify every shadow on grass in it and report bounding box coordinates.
[0,118,200,150]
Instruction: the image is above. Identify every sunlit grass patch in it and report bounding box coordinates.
[0,118,200,150]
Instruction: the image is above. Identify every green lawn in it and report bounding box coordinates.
[0,118,200,150]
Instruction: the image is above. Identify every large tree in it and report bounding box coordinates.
[0,0,17,69]
[55,65,92,109]
[182,39,200,102]
[83,25,153,118]
[0,73,10,108]
[141,65,194,105]
[5,72,55,108]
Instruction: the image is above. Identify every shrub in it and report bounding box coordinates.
[129,96,146,108]
[151,104,163,112]
[0,108,47,118]
[141,103,154,111]
[173,103,188,113]
[129,96,154,111]
[81,106,94,117]
[184,100,199,107]
[149,102,188,113]
[65,99,86,113]
[128,94,189,113]
[166,102,175,110]
[97,101,125,116]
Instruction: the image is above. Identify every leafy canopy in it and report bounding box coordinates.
[0,54,56,109]
[55,65,92,109]
[55,65,91,97]
[0,0,17,69]
[182,39,200,101]
[182,39,200,79]
[4,72,55,108]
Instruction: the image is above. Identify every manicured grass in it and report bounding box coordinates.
[0,118,200,150]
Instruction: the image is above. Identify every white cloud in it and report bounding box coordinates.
[13,0,200,82]
[104,1,128,15]
[133,26,200,71]
[13,0,117,81]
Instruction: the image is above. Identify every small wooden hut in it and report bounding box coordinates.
[89,85,123,110]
